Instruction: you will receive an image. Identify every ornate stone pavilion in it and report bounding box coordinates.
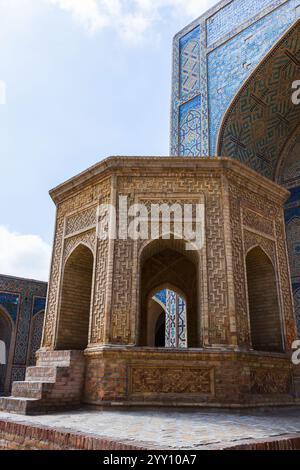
[1,0,300,415]
[0,275,47,395]
[0,157,299,414]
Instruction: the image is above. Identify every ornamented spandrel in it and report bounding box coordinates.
[243,230,276,266]
[63,230,96,263]
[243,208,274,238]
[65,206,97,236]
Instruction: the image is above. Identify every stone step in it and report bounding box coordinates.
[12,381,54,399]
[25,366,57,382]
[37,350,82,367]
[0,397,38,415]
[2,350,85,415]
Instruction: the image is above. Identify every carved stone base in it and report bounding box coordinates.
[83,347,299,407]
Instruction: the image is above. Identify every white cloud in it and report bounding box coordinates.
[48,0,110,33]
[46,0,218,44]
[0,226,51,282]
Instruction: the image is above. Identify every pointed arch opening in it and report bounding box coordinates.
[0,308,13,395]
[56,244,94,351]
[139,237,199,348]
[246,246,283,353]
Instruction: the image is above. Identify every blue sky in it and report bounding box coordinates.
[0,0,217,280]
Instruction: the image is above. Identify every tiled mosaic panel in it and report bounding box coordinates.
[154,289,188,348]
[10,366,26,384]
[177,295,187,347]
[0,276,47,390]
[206,0,279,47]
[172,0,298,157]
[179,95,201,156]
[29,311,45,365]
[33,297,46,316]
[0,293,19,322]
[286,218,300,279]
[285,186,300,335]
[218,20,300,180]
[166,290,177,348]
[282,135,300,188]
[208,0,299,155]
[179,26,200,99]
[154,289,167,306]
[14,296,34,365]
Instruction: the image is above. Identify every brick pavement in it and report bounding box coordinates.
[1,407,300,450]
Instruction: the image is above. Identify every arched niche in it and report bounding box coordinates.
[246,246,284,353]
[56,244,94,351]
[139,237,199,348]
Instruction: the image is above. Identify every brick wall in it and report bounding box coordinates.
[0,419,145,450]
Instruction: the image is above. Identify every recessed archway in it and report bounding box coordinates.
[56,244,94,351]
[0,308,13,395]
[139,237,199,348]
[218,20,300,180]
[246,246,283,353]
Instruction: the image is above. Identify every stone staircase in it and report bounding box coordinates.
[0,351,85,415]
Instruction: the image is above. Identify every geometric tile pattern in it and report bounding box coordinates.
[32,297,46,316]
[218,20,300,180]
[179,95,201,156]
[286,217,300,280]
[154,292,188,348]
[171,0,295,157]
[0,292,19,323]
[180,26,200,99]
[29,310,45,366]
[279,134,300,188]
[164,289,187,349]
[208,0,299,155]
[206,0,275,47]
